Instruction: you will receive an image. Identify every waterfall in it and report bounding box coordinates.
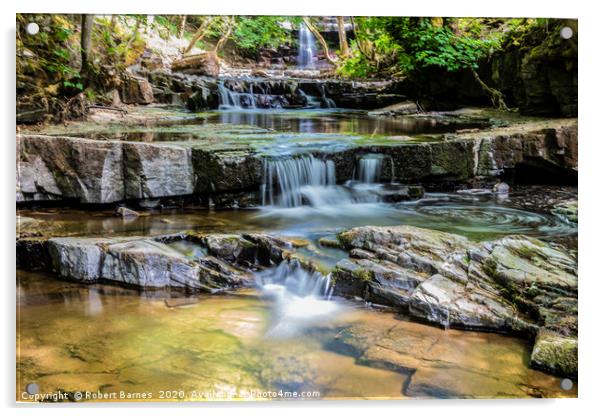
[218,81,240,109]
[319,84,336,108]
[257,259,338,337]
[218,81,283,109]
[356,154,385,183]
[256,260,333,299]
[261,155,337,207]
[297,24,316,68]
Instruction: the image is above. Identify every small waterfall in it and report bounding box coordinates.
[257,259,338,337]
[261,155,337,207]
[356,154,385,183]
[218,80,284,109]
[297,24,316,68]
[218,81,240,109]
[319,85,336,108]
[298,89,322,108]
[256,260,333,299]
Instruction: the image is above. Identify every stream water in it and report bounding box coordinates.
[17,107,577,401]
[17,268,576,401]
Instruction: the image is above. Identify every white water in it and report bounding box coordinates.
[256,260,339,338]
[356,154,385,183]
[218,81,257,110]
[261,155,337,207]
[297,24,317,68]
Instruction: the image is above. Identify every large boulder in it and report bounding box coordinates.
[331,225,578,377]
[121,74,154,104]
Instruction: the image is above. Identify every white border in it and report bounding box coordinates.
[2,1,599,415]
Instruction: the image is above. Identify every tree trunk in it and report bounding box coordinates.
[302,17,338,66]
[213,16,234,54]
[80,14,94,77]
[125,17,141,51]
[336,17,350,57]
[470,68,509,111]
[110,15,118,30]
[177,15,187,38]
[183,17,214,55]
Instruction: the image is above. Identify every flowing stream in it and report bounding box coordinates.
[16,108,578,401]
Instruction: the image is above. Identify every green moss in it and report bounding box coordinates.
[352,268,374,282]
[531,331,578,377]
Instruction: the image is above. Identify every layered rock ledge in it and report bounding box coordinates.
[329,225,577,378]
[16,119,577,205]
[16,231,296,292]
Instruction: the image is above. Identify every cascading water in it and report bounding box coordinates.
[218,81,277,110]
[261,155,338,207]
[318,84,336,108]
[256,259,339,338]
[217,81,241,109]
[356,154,385,183]
[297,23,317,68]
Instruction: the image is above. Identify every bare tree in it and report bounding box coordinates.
[177,15,187,38]
[80,14,95,77]
[213,16,235,53]
[336,17,350,57]
[183,16,216,55]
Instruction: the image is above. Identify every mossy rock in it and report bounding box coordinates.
[530,329,577,378]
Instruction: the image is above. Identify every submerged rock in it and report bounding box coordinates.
[368,101,419,117]
[331,225,577,377]
[116,206,141,218]
[551,199,578,224]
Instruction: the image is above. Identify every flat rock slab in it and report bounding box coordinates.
[42,236,252,291]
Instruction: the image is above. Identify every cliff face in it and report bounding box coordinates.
[418,19,578,117]
[490,20,578,117]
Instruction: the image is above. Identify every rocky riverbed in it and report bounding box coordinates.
[16,102,578,400]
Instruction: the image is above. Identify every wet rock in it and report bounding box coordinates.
[530,329,578,378]
[116,206,140,218]
[331,225,577,376]
[203,234,259,266]
[16,238,52,271]
[17,135,124,203]
[123,142,194,199]
[207,190,261,209]
[121,74,154,104]
[41,236,252,290]
[48,237,111,282]
[373,185,425,203]
[191,148,262,194]
[551,199,578,223]
[474,124,578,184]
[368,101,419,117]
[317,237,340,249]
[102,239,248,290]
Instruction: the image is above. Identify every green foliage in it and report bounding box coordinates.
[232,16,291,54]
[338,17,503,79]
